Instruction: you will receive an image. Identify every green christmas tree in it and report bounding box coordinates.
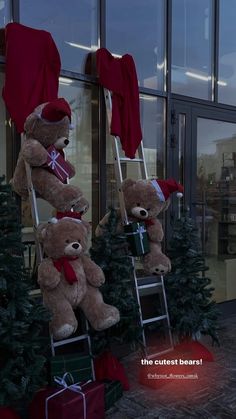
[165,210,219,344]
[90,208,142,354]
[0,177,50,410]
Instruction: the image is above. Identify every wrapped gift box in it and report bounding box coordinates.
[124,222,150,256]
[104,380,123,411]
[46,145,74,182]
[49,353,93,385]
[29,381,104,419]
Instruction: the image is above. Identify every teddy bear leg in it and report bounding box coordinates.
[43,292,78,340]
[79,285,120,331]
[143,242,171,275]
[31,168,84,211]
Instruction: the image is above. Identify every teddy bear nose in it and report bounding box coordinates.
[64,139,69,145]
[72,243,80,249]
[140,210,147,216]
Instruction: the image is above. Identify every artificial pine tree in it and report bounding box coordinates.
[90,208,142,354]
[165,210,219,344]
[0,177,50,411]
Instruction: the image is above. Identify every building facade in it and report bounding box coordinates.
[1,0,236,310]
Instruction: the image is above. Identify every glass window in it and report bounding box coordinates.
[59,79,98,224]
[218,0,236,105]
[19,0,98,74]
[196,117,236,302]
[0,0,11,27]
[171,0,213,100]
[106,0,166,91]
[106,96,165,208]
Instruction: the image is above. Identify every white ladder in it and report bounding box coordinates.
[104,89,174,358]
[23,134,95,376]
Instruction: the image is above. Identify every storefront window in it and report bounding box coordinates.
[171,0,213,100]
[106,0,166,91]
[0,0,11,27]
[106,95,165,209]
[19,0,98,74]
[218,0,236,105]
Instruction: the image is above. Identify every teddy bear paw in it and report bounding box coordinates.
[151,264,170,275]
[91,306,120,331]
[53,323,77,341]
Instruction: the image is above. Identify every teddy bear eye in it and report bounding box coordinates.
[65,239,70,244]
[136,203,140,206]
[77,239,81,243]
[147,208,151,211]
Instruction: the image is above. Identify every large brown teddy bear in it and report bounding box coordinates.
[37,217,120,340]
[12,98,89,214]
[96,178,183,275]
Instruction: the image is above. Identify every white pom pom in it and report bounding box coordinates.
[176,192,183,198]
[48,217,58,224]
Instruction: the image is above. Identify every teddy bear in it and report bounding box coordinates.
[37,217,120,340]
[11,97,89,213]
[96,178,183,275]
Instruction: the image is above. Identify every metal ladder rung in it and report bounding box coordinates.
[142,314,167,325]
[52,334,89,348]
[138,282,162,290]
[146,347,174,360]
[118,157,144,163]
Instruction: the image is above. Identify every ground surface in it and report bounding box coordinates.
[106,315,236,418]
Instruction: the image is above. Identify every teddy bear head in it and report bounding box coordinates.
[121,178,183,220]
[38,218,90,260]
[24,98,71,150]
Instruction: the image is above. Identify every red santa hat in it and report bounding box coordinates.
[41,98,71,122]
[150,178,183,202]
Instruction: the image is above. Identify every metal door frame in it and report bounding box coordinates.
[168,99,236,314]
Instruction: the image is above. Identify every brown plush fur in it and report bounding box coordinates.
[37,218,120,340]
[12,102,89,213]
[96,178,171,275]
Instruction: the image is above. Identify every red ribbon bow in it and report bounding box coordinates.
[53,256,78,284]
[56,211,82,220]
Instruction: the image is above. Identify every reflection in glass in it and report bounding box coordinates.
[218,0,236,105]
[59,79,98,224]
[106,96,165,209]
[106,0,166,91]
[0,0,11,27]
[197,118,236,302]
[171,0,213,99]
[19,0,98,73]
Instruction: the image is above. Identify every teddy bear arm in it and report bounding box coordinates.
[38,259,61,290]
[22,139,48,166]
[81,254,105,287]
[147,219,164,242]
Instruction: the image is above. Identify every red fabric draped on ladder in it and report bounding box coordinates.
[2,22,61,133]
[96,48,142,159]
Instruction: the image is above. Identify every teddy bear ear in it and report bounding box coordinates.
[121,178,136,192]
[36,223,50,242]
[81,220,91,234]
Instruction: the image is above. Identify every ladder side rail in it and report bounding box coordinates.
[161,276,174,350]
[138,141,148,180]
[104,88,129,224]
[22,133,43,264]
